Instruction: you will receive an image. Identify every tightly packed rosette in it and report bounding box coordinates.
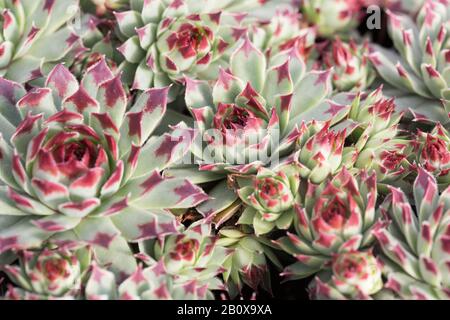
[338,89,411,185]
[85,260,215,299]
[370,0,450,114]
[2,247,91,299]
[314,86,411,185]
[0,59,207,276]
[183,35,333,175]
[374,169,450,299]
[138,220,230,297]
[0,0,88,83]
[296,121,346,184]
[115,0,263,95]
[236,164,301,235]
[324,38,375,92]
[277,169,383,279]
[410,124,450,188]
[301,0,362,38]
[217,226,282,298]
[309,250,383,300]
[343,89,403,137]
[69,14,121,80]
[168,35,332,219]
[250,9,317,58]
[351,139,411,186]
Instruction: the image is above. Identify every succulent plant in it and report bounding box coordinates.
[411,123,450,188]
[0,0,88,82]
[340,89,411,185]
[168,36,333,220]
[306,87,411,186]
[300,0,362,38]
[69,13,121,79]
[183,36,333,175]
[85,260,217,299]
[278,90,407,189]
[236,164,301,235]
[138,219,230,292]
[114,0,264,97]
[314,86,403,135]
[324,38,375,92]
[296,121,346,184]
[351,139,411,186]
[309,250,383,300]
[2,246,91,299]
[250,9,317,58]
[374,169,450,299]
[0,59,206,277]
[2,0,450,302]
[370,0,450,116]
[342,88,402,135]
[277,169,383,280]
[217,226,282,298]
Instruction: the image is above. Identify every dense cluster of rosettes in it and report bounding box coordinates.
[0,0,449,300]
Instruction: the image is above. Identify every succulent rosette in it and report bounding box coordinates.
[309,250,383,300]
[114,0,263,96]
[277,169,383,279]
[168,36,333,219]
[374,169,450,299]
[0,59,207,276]
[2,247,91,299]
[312,86,411,185]
[217,226,282,298]
[410,124,450,188]
[324,38,375,92]
[138,220,230,293]
[236,164,301,235]
[340,88,403,135]
[370,0,450,115]
[85,260,217,299]
[183,36,333,175]
[250,9,317,58]
[69,14,121,79]
[296,121,346,184]
[0,0,89,83]
[351,140,411,186]
[300,0,362,38]
[338,89,411,185]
